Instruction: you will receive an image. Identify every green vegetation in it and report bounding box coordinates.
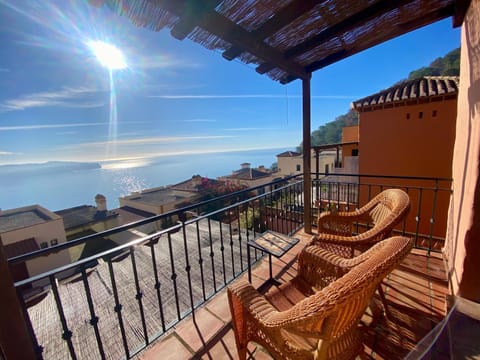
[407,47,460,79]
[296,47,460,152]
[296,110,358,152]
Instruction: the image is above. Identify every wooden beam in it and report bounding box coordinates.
[222,0,321,60]
[257,0,418,75]
[302,77,312,234]
[171,0,223,40]
[306,5,454,73]
[284,0,415,59]
[149,0,309,80]
[453,0,471,27]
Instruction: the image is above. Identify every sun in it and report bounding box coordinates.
[87,40,127,70]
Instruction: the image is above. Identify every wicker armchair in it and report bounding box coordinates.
[311,188,410,257]
[228,236,413,360]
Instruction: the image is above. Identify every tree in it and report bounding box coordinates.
[297,109,358,152]
[408,48,460,79]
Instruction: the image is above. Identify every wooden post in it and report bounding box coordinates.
[0,238,36,360]
[302,77,312,234]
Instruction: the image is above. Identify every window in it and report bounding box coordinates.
[419,111,423,119]
[406,113,410,119]
[325,164,329,174]
[50,239,58,246]
[40,242,48,249]
[432,110,437,117]
[352,149,359,156]
[296,164,301,171]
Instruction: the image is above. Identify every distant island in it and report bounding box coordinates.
[0,161,101,176]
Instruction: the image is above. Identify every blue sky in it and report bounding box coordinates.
[0,1,461,168]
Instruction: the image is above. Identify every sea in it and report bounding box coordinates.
[0,148,289,212]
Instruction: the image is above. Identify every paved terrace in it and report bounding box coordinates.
[136,229,449,360]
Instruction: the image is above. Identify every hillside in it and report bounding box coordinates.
[297,47,460,152]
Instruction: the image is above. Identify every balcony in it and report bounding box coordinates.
[5,174,454,359]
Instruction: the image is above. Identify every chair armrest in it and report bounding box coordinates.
[228,280,332,332]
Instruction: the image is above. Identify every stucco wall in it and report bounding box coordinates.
[445,0,480,302]
[358,100,457,179]
[341,125,359,163]
[357,98,457,240]
[277,151,336,176]
[1,218,71,280]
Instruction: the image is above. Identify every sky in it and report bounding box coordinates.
[0,0,461,169]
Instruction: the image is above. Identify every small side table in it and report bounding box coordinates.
[247,230,299,284]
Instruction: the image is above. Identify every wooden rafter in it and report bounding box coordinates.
[257,0,418,76]
[222,0,321,61]
[306,4,454,73]
[148,0,310,80]
[170,0,223,40]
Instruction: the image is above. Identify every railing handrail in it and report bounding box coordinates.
[311,172,452,182]
[7,172,451,264]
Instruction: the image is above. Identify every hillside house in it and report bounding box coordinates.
[352,76,458,243]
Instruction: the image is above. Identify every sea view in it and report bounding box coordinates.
[0,147,288,212]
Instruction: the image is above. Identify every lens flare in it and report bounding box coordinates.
[87,40,127,70]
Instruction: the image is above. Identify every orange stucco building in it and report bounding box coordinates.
[352,76,458,244]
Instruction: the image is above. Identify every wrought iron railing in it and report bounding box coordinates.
[8,176,304,360]
[311,173,452,252]
[6,173,451,359]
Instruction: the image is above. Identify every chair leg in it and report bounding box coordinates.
[377,285,391,320]
[237,347,247,360]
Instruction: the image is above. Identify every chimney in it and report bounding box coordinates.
[94,194,107,219]
[241,162,251,169]
[191,175,202,186]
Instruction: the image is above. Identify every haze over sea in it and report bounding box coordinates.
[0,148,287,212]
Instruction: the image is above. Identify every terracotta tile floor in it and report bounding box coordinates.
[137,230,449,360]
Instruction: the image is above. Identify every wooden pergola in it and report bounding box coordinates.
[90,0,467,233]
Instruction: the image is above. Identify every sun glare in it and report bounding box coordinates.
[87,40,127,70]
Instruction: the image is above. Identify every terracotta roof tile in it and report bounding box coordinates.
[352,76,459,111]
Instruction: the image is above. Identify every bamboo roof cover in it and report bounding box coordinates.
[93,0,464,84]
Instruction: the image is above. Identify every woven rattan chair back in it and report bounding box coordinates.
[228,236,413,360]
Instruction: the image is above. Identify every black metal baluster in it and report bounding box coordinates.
[219,219,227,286]
[403,187,409,236]
[236,206,244,272]
[195,221,206,301]
[328,182,332,209]
[130,247,149,346]
[428,180,439,254]
[181,222,196,314]
[50,275,77,360]
[415,188,423,247]
[286,184,291,234]
[337,182,341,211]
[167,232,181,321]
[346,183,350,211]
[228,217,235,278]
[107,260,129,359]
[80,265,105,359]
[148,238,166,333]
[206,218,217,293]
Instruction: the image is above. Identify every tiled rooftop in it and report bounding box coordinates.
[137,229,449,360]
[121,188,196,206]
[55,205,118,230]
[352,76,459,111]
